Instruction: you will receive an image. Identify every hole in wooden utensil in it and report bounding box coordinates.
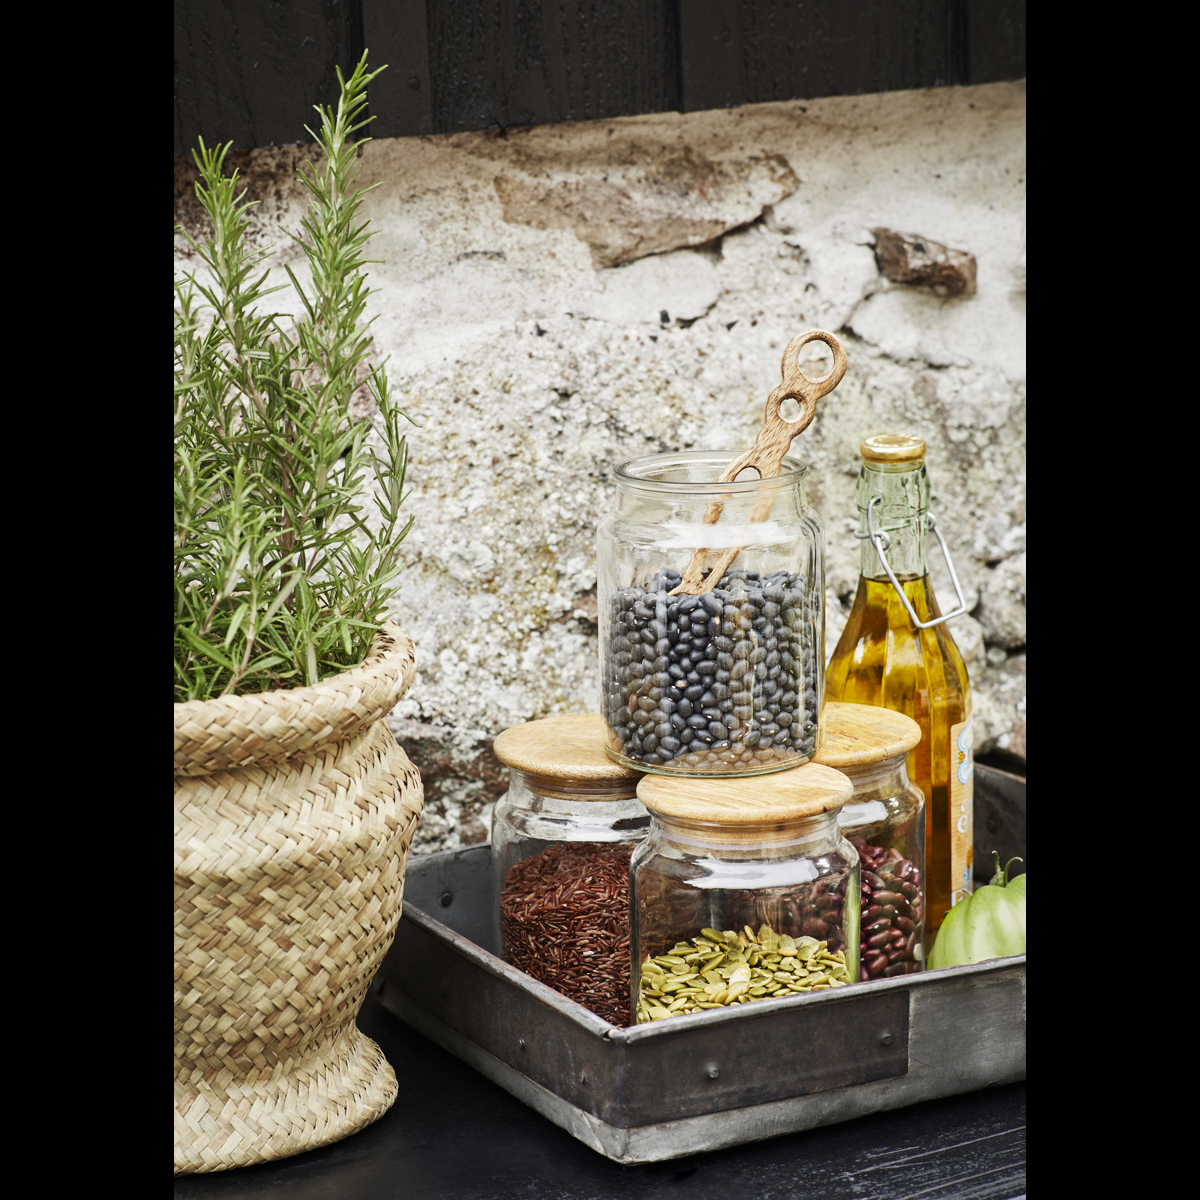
[797,340,834,382]
[733,465,762,482]
[779,397,803,423]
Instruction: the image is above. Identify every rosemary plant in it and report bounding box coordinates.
[174,56,414,702]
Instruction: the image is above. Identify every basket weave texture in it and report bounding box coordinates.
[174,622,424,1175]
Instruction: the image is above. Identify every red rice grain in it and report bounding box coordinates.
[500,841,635,1027]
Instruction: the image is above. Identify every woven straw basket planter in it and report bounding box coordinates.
[174,622,424,1175]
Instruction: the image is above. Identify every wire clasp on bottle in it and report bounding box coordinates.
[855,496,970,630]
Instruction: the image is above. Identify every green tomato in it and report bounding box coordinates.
[928,854,1026,969]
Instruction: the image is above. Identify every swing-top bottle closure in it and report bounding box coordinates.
[853,434,969,631]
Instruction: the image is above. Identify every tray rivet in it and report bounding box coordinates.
[518,1038,527,1050]
[580,1073,588,1086]
[706,1064,720,1080]
[880,1032,894,1045]
[439,892,453,907]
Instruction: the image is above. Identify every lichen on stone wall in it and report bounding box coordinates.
[173,81,1027,855]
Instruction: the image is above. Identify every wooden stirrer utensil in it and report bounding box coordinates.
[670,329,847,596]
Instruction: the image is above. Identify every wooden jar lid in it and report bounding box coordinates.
[636,762,853,824]
[492,713,640,785]
[812,702,921,771]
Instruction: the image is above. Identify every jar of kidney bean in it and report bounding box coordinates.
[630,763,860,1023]
[813,702,925,980]
[491,713,650,1027]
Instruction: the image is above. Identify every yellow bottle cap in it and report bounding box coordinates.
[860,433,926,464]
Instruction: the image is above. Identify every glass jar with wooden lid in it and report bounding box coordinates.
[814,701,925,980]
[491,713,649,1026]
[630,764,860,1023]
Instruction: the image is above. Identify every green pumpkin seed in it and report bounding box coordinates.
[636,925,852,1023]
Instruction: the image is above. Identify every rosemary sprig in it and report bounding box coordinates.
[174,55,414,702]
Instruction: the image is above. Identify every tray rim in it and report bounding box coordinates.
[400,890,1027,1043]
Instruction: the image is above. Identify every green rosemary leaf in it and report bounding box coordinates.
[174,53,414,702]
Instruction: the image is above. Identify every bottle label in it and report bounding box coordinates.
[949,714,974,907]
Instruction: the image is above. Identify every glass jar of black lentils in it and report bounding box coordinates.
[491,714,650,1026]
[630,764,860,1023]
[814,702,926,980]
[597,451,824,777]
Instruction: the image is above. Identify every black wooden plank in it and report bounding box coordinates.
[677,0,741,111]
[361,0,433,137]
[423,1,680,133]
[174,0,364,155]
[680,1,970,111]
[174,1,1023,152]
[967,0,1026,84]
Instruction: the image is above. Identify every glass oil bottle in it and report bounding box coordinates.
[826,434,973,935]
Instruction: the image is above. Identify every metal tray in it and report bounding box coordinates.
[378,768,1025,1164]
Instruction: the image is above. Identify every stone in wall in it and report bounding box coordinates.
[976,551,1027,650]
[873,228,977,296]
[493,147,799,269]
[173,81,1027,853]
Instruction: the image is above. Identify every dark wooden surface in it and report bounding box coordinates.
[174,0,1027,154]
[173,988,1025,1199]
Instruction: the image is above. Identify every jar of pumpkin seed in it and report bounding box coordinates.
[631,763,860,1023]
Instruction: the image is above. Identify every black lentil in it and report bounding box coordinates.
[604,566,820,773]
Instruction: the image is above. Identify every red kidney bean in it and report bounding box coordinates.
[859,967,871,983]
[848,836,925,982]
[802,917,830,938]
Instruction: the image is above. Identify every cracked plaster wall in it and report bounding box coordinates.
[174,80,1026,856]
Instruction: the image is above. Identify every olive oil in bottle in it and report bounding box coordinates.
[826,435,972,938]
